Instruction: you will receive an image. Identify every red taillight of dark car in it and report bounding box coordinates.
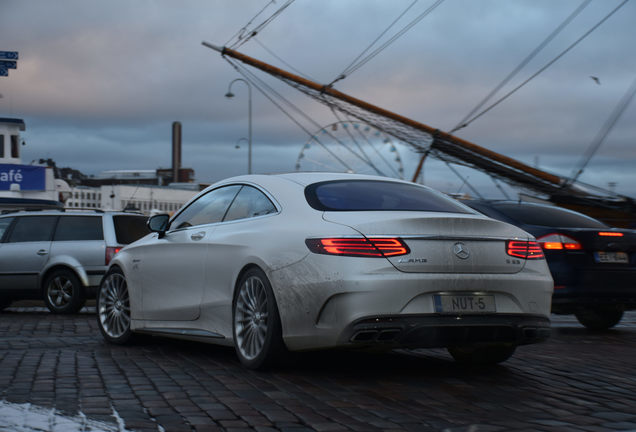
[536,233,583,251]
[506,240,545,259]
[306,238,410,257]
[598,231,624,237]
[105,247,122,265]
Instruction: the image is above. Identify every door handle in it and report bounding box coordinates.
[37,249,48,256]
[190,232,206,241]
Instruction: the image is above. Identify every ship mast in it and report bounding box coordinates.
[203,41,636,226]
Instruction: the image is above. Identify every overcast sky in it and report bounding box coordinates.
[1,0,634,198]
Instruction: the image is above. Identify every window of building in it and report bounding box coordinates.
[11,135,19,158]
[0,135,4,158]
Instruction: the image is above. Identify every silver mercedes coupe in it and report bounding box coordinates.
[97,173,553,369]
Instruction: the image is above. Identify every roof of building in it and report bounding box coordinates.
[0,118,26,131]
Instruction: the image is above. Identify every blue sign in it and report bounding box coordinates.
[0,61,16,69]
[0,164,46,191]
[0,51,18,60]
[0,67,7,77]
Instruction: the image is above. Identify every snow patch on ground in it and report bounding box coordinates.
[0,400,131,432]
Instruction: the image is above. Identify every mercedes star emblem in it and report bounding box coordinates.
[453,242,470,259]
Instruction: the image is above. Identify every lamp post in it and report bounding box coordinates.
[225,79,252,174]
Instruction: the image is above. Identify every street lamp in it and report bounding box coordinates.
[235,137,248,149]
[225,78,252,174]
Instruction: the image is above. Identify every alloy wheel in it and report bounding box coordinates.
[47,276,74,308]
[98,272,131,339]
[234,275,270,361]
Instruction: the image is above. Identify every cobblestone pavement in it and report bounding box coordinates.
[1,307,636,432]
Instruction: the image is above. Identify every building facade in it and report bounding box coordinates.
[0,117,69,202]
[65,184,198,215]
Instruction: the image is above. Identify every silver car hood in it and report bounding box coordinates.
[323,211,532,274]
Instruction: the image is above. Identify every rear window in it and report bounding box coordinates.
[54,216,103,241]
[493,204,607,228]
[305,180,470,213]
[113,215,151,244]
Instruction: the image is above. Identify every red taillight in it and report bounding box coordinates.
[305,238,409,257]
[105,247,122,265]
[598,231,624,237]
[536,234,582,251]
[506,240,545,259]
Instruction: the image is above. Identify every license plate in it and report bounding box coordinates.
[595,251,629,264]
[434,295,496,314]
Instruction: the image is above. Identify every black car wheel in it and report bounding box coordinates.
[232,267,287,369]
[575,306,624,330]
[43,269,86,314]
[448,344,516,365]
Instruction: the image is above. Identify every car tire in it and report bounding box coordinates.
[574,306,624,331]
[97,267,134,344]
[448,344,516,365]
[232,267,287,370]
[43,269,86,314]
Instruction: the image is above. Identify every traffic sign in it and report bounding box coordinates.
[0,61,17,69]
[0,67,7,77]
[0,51,18,60]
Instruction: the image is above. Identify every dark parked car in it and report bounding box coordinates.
[464,200,636,330]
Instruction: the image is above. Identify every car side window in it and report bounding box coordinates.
[54,216,104,241]
[224,186,277,222]
[0,217,14,241]
[170,185,242,229]
[7,216,58,243]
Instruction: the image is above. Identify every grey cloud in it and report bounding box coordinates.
[1,0,635,197]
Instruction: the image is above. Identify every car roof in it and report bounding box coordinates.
[0,209,144,217]
[466,199,557,209]
[210,172,427,188]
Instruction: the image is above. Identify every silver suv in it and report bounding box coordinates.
[0,210,149,313]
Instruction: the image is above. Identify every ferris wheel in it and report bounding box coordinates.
[295,121,405,179]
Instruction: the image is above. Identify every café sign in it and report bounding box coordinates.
[0,164,46,191]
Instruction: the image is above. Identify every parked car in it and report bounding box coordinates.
[463,200,636,330]
[0,210,150,313]
[97,173,553,369]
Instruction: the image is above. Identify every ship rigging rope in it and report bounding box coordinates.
[568,73,636,186]
[450,0,593,133]
[329,109,389,177]
[332,0,419,85]
[253,37,319,83]
[224,0,277,47]
[229,0,296,50]
[224,56,382,173]
[455,0,629,131]
[341,111,404,178]
[328,0,445,87]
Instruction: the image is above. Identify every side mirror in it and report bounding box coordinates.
[147,214,170,238]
